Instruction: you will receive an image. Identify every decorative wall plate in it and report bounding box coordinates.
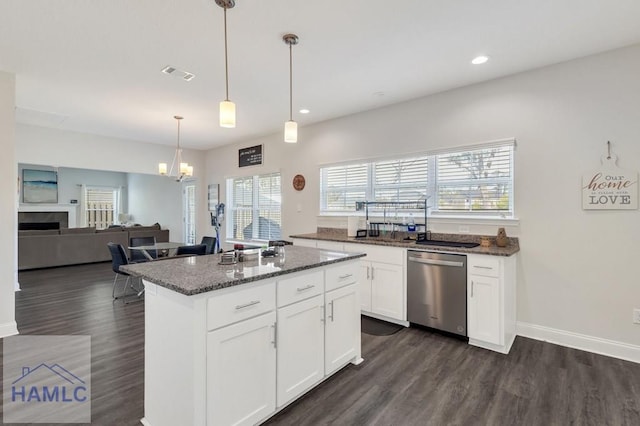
[293,174,305,191]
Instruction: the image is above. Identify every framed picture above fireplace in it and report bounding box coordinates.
[23,169,58,203]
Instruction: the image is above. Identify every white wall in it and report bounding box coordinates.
[126,173,185,242]
[0,71,18,337]
[15,124,209,241]
[206,44,640,352]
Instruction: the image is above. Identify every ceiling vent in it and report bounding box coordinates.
[161,66,195,82]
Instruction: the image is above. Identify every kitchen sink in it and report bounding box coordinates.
[415,239,480,248]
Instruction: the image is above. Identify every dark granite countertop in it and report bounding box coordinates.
[290,229,520,257]
[120,245,366,296]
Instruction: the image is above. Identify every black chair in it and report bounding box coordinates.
[176,244,207,256]
[200,236,217,255]
[107,242,143,300]
[130,236,157,263]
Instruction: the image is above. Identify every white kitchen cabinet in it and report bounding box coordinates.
[276,294,325,407]
[343,243,406,324]
[207,311,276,426]
[315,240,344,251]
[370,262,404,320]
[325,283,359,375]
[290,238,317,248]
[467,253,517,354]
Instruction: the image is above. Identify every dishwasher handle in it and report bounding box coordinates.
[408,257,464,268]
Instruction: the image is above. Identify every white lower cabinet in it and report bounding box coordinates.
[370,262,404,320]
[467,253,517,354]
[325,283,359,375]
[207,311,277,426]
[468,274,501,345]
[276,294,325,407]
[344,243,406,323]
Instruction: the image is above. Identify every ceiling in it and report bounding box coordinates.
[2,1,640,151]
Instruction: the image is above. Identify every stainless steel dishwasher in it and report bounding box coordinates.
[407,250,467,337]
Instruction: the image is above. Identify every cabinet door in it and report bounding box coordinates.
[277,295,325,407]
[359,262,372,312]
[370,262,404,320]
[468,274,501,345]
[207,312,276,426]
[325,284,359,375]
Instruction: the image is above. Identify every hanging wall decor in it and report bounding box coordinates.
[23,169,58,203]
[582,141,638,210]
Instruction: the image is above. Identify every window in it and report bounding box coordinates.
[436,145,513,214]
[183,184,196,245]
[319,140,514,217]
[226,172,282,242]
[85,186,120,228]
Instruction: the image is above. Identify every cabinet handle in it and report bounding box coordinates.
[296,284,315,292]
[339,273,353,280]
[321,305,325,323]
[271,323,277,348]
[471,281,474,298]
[371,267,374,280]
[329,301,334,322]
[366,266,370,280]
[473,265,493,270]
[235,300,260,310]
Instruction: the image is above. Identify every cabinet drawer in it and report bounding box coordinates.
[291,238,317,248]
[468,255,500,278]
[361,244,404,265]
[316,240,344,251]
[207,281,276,331]
[277,270,324,308]
[325,262,359,292]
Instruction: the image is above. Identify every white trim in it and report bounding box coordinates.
[362,311,409,327]
[0,321,19,338]
[517,321,640,364]
[18,203,77,228]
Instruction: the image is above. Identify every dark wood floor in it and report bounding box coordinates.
[3,263,640,425]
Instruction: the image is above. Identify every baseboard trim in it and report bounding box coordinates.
[0,321,19,339]
[361,311,409,327]
[517,321,640,364]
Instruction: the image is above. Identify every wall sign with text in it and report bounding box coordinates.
[238,144,263,168]
[582,167,638,210]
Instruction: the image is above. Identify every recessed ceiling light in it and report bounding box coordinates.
[471,55,489,65]
[299,109,310,114]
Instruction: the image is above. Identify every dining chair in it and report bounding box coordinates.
[130,236,157,262]
[107,242,143,300]
[176,244,207,256]
[200,236,217,255]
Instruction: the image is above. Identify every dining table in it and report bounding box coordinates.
[128,242,190,261]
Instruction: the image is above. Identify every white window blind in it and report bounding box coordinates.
[436,145,513,214]
[319,140,515,217]
[85,187,118,229]
[320,163,368,212]
[373,157,429,203]
[227,172,281,242]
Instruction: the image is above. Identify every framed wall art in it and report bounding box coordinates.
[22,169,58,203]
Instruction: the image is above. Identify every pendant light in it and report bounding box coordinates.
[158,116,193,182]
[283,33,299,143]
[216,0,236,128]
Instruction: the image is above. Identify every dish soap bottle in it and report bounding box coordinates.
[407,213,416,233]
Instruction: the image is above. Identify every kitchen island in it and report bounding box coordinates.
[122,246,366,426]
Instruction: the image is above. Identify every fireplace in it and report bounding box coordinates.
[18,222,61,231]
[18,211,69,230]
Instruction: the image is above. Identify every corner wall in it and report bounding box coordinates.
[206,44,640,356]
[0,71,18,337]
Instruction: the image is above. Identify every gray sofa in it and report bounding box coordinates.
[18,225,169,270]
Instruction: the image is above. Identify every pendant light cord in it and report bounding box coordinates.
[224,7,230,101]
[289,42,293,121]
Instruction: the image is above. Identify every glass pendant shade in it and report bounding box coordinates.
[220,100,236,128]
[284,120,298,143]
[158,163,168,175]
[180,162,189,175]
